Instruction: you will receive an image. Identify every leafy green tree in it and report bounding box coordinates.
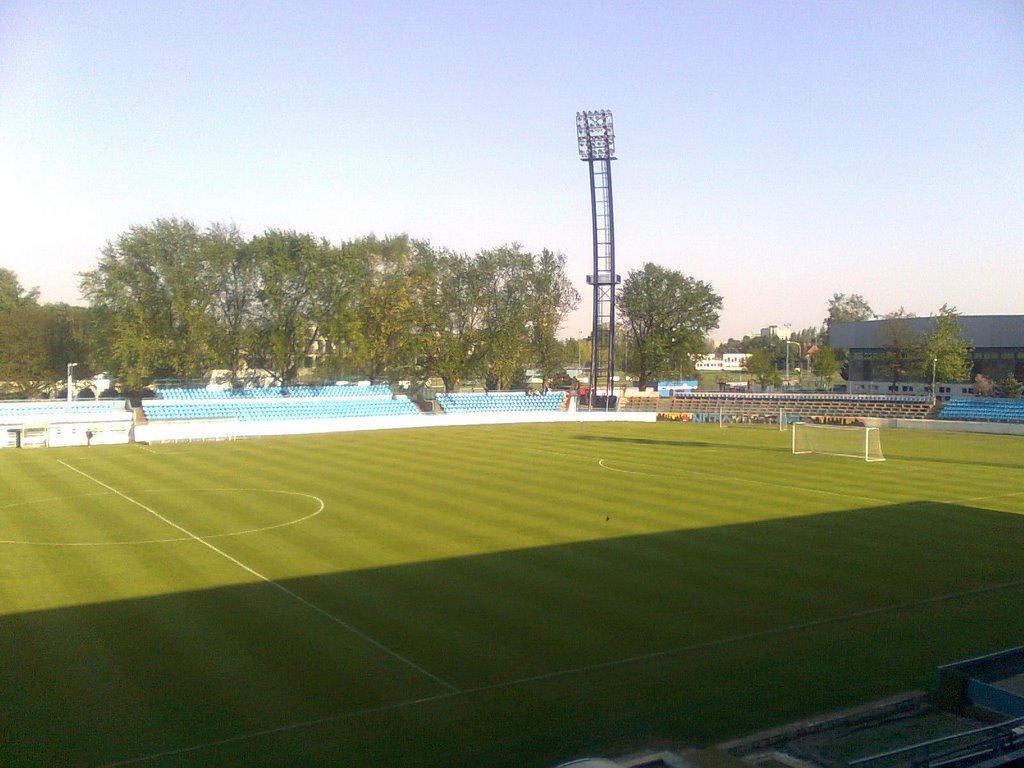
[476,245,534,390]
[921,305,973,385]
[0,300,49,395]
[812,345,839,390]
[996,372,1023,398]
[80,218,221,388]
[824,293,874,330]
[618,263,722,391]
[0,268,40,310]
[207,223,256,385]
[0,270,50,395]
[823,293,874,378]
[413,247,485,392]
[524,249,580,387]
[743,347,781,390]
[878,309,924,390]
[247,230,330,385]
[325,235,424,384]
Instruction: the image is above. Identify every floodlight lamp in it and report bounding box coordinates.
[576,109,615,160]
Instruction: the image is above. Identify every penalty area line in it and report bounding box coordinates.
[56,459,458,695]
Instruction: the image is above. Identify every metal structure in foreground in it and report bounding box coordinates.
[576,110,620,408]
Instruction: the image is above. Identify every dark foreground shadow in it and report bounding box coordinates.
[3,503,1024,768]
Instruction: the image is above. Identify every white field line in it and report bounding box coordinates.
[955,489,1024,504]
[0,488,325,546]
[597,458,892,505]
[101,575,1024,767]
[56,460,458,694]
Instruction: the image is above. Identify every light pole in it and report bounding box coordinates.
[784,341,800,389]
[577,110,620,407]
[66,362,78,404]
[931,357,938,403]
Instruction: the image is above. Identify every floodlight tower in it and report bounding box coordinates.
[576,110,621,407]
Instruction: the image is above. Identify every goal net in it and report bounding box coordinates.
[791,422,885,462]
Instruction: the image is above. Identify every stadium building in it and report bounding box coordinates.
[830,315,1024,399]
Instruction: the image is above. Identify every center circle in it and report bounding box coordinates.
[0,488,325,546]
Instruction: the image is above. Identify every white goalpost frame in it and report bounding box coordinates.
[791,422,885,462]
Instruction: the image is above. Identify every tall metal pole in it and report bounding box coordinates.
[576,110,620,408]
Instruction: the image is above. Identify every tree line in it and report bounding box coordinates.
[1,218,725,396]
[6,218,989,399]
[77,219,588,392]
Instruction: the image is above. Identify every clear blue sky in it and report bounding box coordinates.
[2,0,1021,341]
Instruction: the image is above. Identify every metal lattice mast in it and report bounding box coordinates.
[576,110,620,407]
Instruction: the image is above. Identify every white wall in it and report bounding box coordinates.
[133,409,657,443]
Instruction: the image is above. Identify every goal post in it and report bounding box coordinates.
[791,422,885,462]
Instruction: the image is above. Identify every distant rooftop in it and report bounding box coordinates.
[830,315,1024,349]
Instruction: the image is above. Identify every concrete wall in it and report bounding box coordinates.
[864,417,1024,436]
[134,409,657,443]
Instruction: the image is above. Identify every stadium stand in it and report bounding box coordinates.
[436,391,567,414]
[155,384,393,399]
[143,388,418,422]
[938,398,1024,424]
[0,400,130,420]
[0,399,133,448]
[618,392,936,422]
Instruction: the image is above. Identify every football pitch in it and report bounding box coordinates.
[2,422,1023,767]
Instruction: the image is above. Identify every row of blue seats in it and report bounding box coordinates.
[157,385,392,400]
[0,400,127,417]
[142,398,419,422]
[672,392,932,404]
[939,398,1024,423]
[437,392,565,414]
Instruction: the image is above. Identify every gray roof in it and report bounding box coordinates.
[830,315,1024,350]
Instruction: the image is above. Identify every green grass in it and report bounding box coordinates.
[1,422,1023,767]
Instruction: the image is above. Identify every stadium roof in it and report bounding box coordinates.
[830,315,1024,350]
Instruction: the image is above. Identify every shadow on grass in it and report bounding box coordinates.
[3,503,1024,768]
[573,432,791,453]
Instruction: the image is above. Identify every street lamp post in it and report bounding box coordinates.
[66,363,78,404]
[784,341,800,389]
[931,357,938,403]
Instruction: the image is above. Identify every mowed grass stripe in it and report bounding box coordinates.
[4,425,1024,767]
[56,458,460,694]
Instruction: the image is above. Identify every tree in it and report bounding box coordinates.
[812,345,839,390]
[475,245,535,390]
[824,293,874,330]
[332,235,423,384]
[921,305,973,385]
[617,263,722,391]
[524,249,580,387]
[0,272,94,396]
[80,218,221,388]
[823,294,874,378]
[996,372,1023,399]
[0,267,40,311]
[207,223,256,385]
[412,247,485,392]
[878,309,924,390]
[743,347,781,390]
[974,373,995,397]
[246,230,330,386]
[0,300,50,395]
